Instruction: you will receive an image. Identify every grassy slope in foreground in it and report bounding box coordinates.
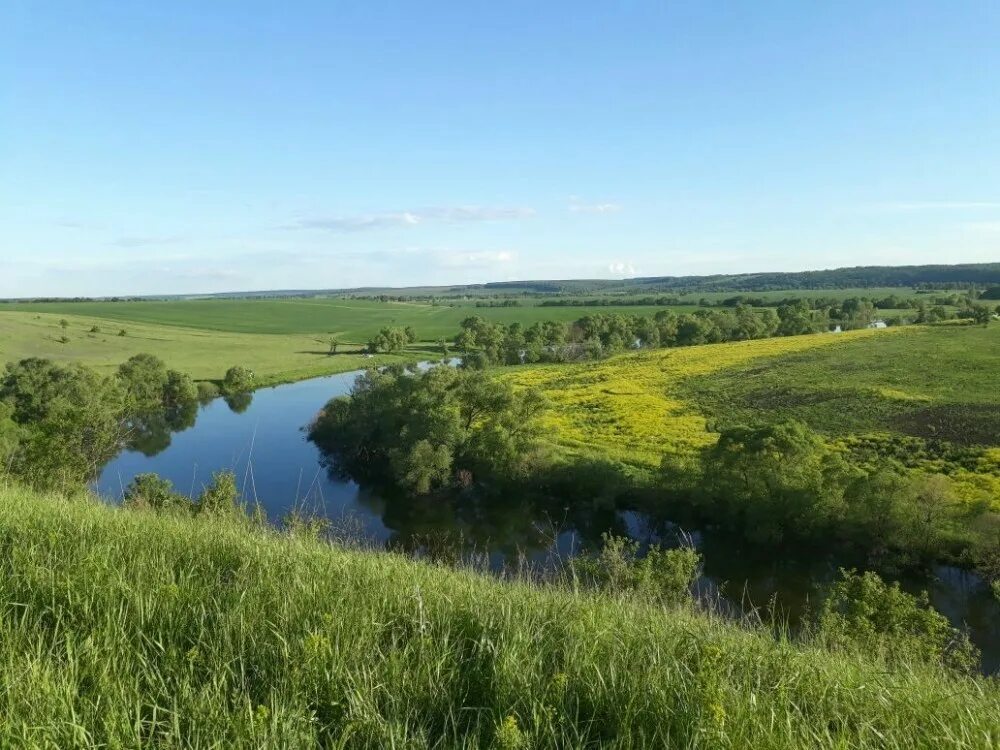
[0,311,424,386]
[1,484,997,749]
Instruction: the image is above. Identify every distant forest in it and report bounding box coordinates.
[5,262,1000,303]
[474,263,1000,295]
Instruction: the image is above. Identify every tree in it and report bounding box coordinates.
[123,473,191,511]
[117,354,169,411]
[400,439,453,494]
[702,421,848,544]
[59,319,69,330]
[223,366,255,394]
[309,366,547,494]
[971,306,992,326]
[368,326,409,353]
[162,370,198,409]
[197,470,241,515]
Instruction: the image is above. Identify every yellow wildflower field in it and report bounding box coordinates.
[504,329,892,471]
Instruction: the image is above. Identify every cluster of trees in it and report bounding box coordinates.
[539,296,684,307]
[0,355,257,489]
[367,326,417,353]
[661,420,999,577]
[472,300,521,308]
[451,305,837,368]
[309,366,546,495]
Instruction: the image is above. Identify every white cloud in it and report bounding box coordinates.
[291,205,535,232]
[607,261,636,276]
[568,198,622,214]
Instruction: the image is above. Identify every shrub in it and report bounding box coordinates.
[574,533,700,606]
[123,473,191,512]
[197,471,241,516]
[814,569,979,673]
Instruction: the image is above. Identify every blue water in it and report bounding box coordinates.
[98,370,392,541]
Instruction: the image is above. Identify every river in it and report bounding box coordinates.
[96,365,1000,673]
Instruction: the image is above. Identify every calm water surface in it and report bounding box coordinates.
[97,367,1000,673]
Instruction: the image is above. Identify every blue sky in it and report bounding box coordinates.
[2,1,998,297]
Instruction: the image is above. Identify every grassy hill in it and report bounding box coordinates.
[0,482,997,748]
[0,310,423,386]
[503,325,1000,504]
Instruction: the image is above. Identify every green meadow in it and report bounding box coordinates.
[0,310,422,386]
[0,482,996,749]
[2,298,679,338]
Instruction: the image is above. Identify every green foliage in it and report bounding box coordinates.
[815,569,980,673]
[700,421,850,544]
[163,369,198,408]
[123,473,192,512]
[367,326,411,353]
[0,359,127,489]
[117,353,169,410]
[574,533,701,605]
[197,470,242,515]
[222,365,255,394]
[310,366,546,494]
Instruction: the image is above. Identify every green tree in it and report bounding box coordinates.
[117,353,169,411]
[197,471,242,515]
[222,366,255,394]
[162,370,198,409]
[702,421,848,544]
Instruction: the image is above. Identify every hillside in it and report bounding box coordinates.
[0,483,997,748]
[504,325,1000,503]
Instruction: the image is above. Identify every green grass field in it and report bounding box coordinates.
[679,324,1000,443]
[2,298,683,338]
[0,310,425,386]
[0,481,996,748]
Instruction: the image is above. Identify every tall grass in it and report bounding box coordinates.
[0,483,997,748]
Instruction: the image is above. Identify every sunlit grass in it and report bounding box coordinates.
[0,481,997,748]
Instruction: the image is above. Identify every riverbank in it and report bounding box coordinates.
[1,481,997,748]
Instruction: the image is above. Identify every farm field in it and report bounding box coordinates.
[0,311,422,386]
[1,298,686,338]
[503,324,1000,503]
